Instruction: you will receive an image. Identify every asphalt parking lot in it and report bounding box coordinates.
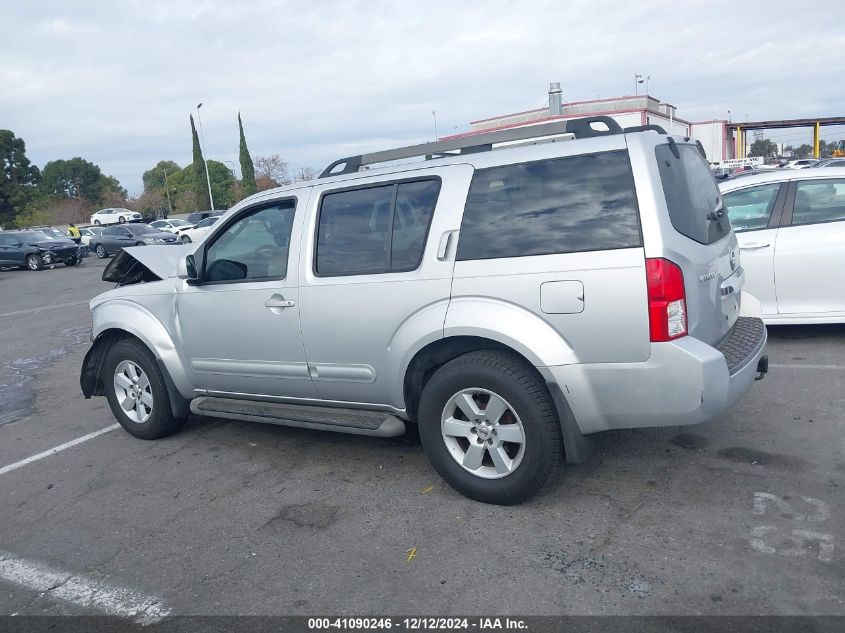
[0,257,843,619]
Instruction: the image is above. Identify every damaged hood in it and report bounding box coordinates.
[102,245,191,285]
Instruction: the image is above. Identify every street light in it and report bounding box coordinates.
[634,73,650,96]
[195,102,215,211]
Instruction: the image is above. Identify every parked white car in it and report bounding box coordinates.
[78,226,103,246]
[150,219,190,234]
[177,215,220,243]
[720,167,845,323]
[786,159,819,169]
[90,208,142,225]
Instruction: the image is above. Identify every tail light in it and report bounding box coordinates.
[646,258,687,342]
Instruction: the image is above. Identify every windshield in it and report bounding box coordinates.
[23,231,53,242]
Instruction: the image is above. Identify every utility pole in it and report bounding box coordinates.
[432,111,438,141]
[196,102,215,210]
[163,167,173,217]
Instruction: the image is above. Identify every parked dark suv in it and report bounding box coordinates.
[0,230,83,270]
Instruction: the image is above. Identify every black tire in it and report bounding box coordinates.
[418,350,562,505]
[104,338,187,440]
[118,216,126,223]
[135,242,145,247]
[94,220,101,226]
[26,254,43,271]
[64,256,78,267]
[180,234,192,243]
[95,243,107,258]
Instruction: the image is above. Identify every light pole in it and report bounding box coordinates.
[432,111,438,141]
[162,167,173,217]
[195,102,215,211]
[224,160,240,201]
[634,73,650,96]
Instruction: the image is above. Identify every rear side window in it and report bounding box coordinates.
[457,151,641,261]
[316,179,440,276]
[793,179,845,225]
[656,144,730,244]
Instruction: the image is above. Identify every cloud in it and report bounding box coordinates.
[1,0,843,195]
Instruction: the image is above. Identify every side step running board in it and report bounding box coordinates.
[190,397,406,438]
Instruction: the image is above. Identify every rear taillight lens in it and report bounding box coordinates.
[646,258,687,342]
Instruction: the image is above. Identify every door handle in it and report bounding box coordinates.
[739,243,770,250]
[264,297,295,308]
[437,230,459,261]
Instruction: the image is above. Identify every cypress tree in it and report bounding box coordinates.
[190,114,210,210]
[238,112,257,197]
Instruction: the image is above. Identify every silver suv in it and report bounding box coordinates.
[80,117,768,504]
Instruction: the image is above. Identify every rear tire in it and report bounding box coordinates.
[94,220,101,226]
[64,256,78,267]
[95,244,107,258]
[118,216,126,223]
[180,235,192,243]
[26,254,43,271]
[418,350,562,505]
[104,338,187,440]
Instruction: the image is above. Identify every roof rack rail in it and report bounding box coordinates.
[319,115,625,178]
[624,124,667,134]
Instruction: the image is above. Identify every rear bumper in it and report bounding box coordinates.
[540,317,767,435]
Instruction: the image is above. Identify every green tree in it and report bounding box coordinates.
[238,113,257,197]
[142,160,181,193]
[190,115,211,210]
[160,161,235,212]
[0,130,41,227]
[40,157,126,204]
[748,139,778,158]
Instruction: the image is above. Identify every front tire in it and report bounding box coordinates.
[64,256,78,267]
[418,350,562,505]
[118,216,126,223]
[95,244,107,258]
[26,254,43,271]
[94,220,101,226]
[180,234,192,243]
[104,338,186,440]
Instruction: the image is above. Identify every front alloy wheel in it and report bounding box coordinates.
[95,244,107,258]
[180,234,192,243]
[113,360,154,423]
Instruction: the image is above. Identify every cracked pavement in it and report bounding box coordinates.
[0,257,843,616]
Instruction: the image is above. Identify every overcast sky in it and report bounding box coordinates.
[2,0,843,194]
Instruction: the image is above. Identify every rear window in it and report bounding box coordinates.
[457,151,642,261]
[656,143,731,244]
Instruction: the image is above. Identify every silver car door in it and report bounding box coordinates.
[175,194,317,398]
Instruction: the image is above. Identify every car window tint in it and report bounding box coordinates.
[204,201,296,282]
[457,151,641,261]
[390,180,440,269]
[103,226,121,235]
[722,183,781,232]
[793,179,845,225]
[656,144,730,245]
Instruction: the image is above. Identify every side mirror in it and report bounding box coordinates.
[177,254,199,283]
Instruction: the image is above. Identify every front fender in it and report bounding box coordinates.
[443,296,578,367]
[91,298,193,399]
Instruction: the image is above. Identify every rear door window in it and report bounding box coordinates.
[656,143,731,244]
[792,179,845,225]
[457,151,641,261]
[722,183,782,232]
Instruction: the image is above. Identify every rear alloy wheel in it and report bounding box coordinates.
[180,235,192,243]
[118,216,126,223]
[418,350,562,505]
[95,244,107,258]
[26,254,43,271]
[104,339,186,439]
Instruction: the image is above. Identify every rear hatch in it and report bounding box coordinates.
[655,141,742,346]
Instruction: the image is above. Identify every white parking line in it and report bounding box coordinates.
[0,551,170,624]
[0,299,90,319]
[770,363,845,370]
[0,424,120,476]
